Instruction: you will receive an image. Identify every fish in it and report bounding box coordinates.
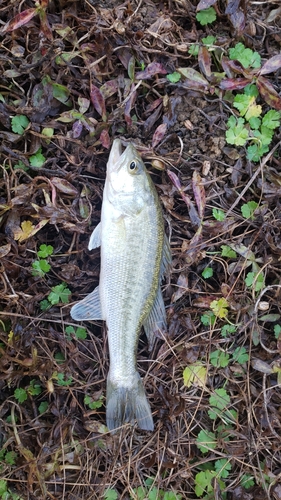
[70,139,170,431]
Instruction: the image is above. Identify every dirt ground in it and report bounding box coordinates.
[0,0,281,499]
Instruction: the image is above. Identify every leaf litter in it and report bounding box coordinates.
[0,0,281,499]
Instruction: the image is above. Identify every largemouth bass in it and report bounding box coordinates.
[71,139,170,431]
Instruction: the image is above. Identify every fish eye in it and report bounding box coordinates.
[129,161,136,171]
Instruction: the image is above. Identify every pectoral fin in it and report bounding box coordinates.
[143,286,167,350]
[88,222,102,250]
[70,286,104,321]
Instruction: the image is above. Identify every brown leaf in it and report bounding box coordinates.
[171,273,188,303]
[256,76,281,111]
[259,54,281,76]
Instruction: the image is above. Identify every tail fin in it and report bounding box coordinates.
[106,373,154,432]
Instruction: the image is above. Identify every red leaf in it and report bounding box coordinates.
[192,171,205,220]
[220,78,250,90]
[152,123,167,148]
[197,0,217,10]
[2,8,38,32]
[260,54,281,76]
[99,129,110,149]
[90,84,107,121]
[135,62,167,80]
[256,76,281,111]
[198,46,212,78]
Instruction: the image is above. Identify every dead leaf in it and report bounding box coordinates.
[14,219,49,242]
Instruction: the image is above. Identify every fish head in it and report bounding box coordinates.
[105,139,153,215]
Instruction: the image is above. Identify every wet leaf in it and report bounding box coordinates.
[51,178,78,196]
[259,54,281,76]
[152,123,167,148]
[2,8,38,32]
[178,67,210,92]
[135,62,167,80]
[90,84,107,121]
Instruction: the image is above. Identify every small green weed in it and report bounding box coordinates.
[40,282,71,310]
[54,372,73,387]
[29,147,46,168]
[131,477,182,500]
[84,394,104,410]
[32,244,54,277]
[14,380,42,403]
[0,449,18,467]
[245,270,265,292]
[103,489,118,500]
[0,479,24,500]
[274,324,281,339]
[229,42,261,69]
[212,208,225,221]
[65,325,87,340]
[11,115,30,135]
[196,7,216,26]
[201,267,213,279]
[241,200,258,220]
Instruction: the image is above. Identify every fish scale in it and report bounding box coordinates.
[71,139,170,431]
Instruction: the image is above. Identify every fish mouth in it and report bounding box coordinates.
[107,139,137,173]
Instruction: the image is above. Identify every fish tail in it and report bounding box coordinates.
[106,373,154,432]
